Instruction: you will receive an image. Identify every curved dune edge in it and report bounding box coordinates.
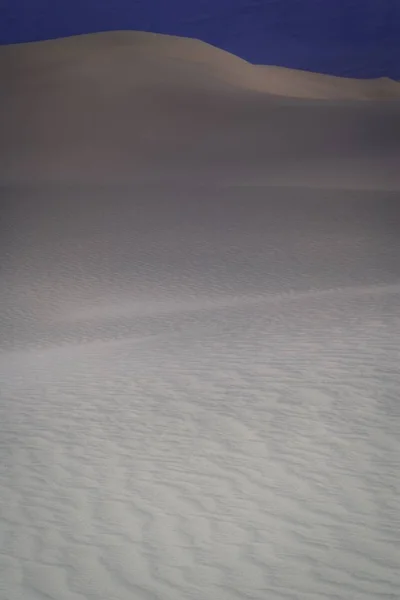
[2,30,400,101]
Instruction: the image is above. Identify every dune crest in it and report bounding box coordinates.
[2,30,400,100]
[1,31,400,187]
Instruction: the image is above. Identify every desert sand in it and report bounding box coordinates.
[1,32,400,600]
[1,31,400,188]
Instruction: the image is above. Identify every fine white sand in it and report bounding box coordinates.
[1,32,400,600]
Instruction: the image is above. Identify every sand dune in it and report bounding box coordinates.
[1,30,400,600]
[2,31,400,99]
[1,31,400,187]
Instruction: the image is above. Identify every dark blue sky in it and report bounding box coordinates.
[1,0,399,78]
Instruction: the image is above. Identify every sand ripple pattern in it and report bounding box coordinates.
[1,285,400,600]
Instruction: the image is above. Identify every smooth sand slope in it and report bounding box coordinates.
[1,31,400,187]
[1,31,400,600]
[2,31,400,99]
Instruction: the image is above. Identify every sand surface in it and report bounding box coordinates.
[1,32,400,600]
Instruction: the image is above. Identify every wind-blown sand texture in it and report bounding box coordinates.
[1,32,400,600]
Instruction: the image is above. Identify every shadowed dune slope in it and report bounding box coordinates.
[1,31,400,187]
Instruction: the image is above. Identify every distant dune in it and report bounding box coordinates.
[2,31,400,100]
[1,31,400,186]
